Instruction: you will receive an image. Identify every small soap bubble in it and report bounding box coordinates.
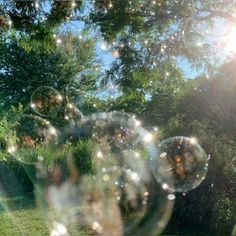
[94,0,108,15]
[31,86,64,118]
[31,87,83,125]
[154,136,209,192]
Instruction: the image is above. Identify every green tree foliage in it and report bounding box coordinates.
[95,0,236,94]
[1,0,82,30]
[0,31,97,109]
[0,105,24,160]
[0,1,236,235]
[145,58,236,235]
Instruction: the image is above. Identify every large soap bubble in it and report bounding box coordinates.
[35,112,174,235]
[7,114,58,164]
[153,136,209,192]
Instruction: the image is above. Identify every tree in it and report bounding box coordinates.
[145,58,236,235]
[2,1,236,92]
[0,31,97,109]
[94,0,236,91]
[0,1,236,235]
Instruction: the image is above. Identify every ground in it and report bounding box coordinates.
[0,195,48,236]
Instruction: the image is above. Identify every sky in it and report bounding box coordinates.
[60,20,203,80]
[29,0,236,93]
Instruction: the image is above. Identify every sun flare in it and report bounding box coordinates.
[226,25,236,53]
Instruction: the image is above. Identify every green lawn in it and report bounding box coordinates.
[0,195,94,236]
[0,196,48,236]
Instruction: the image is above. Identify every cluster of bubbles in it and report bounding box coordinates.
[6,86,210,235]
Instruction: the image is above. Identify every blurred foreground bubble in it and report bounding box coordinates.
[152,136,209,192]
[35,111,174,235]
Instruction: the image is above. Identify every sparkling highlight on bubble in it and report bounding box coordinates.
[143,132,153,143]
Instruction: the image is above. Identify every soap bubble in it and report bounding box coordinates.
[7,114,58,164]
[154,136,209,192]
[30,86,83,125]
[30,86,64,118]
[231,157,236,172]
[94,1,108,15]
[64,103,83,122]
[35,112,174,235]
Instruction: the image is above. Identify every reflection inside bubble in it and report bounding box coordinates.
[156,136,209,193]
[31,86,64,118]
[30,86,83,125]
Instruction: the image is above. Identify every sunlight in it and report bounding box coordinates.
[226,24,236,53]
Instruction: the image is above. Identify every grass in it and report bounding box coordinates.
[0,195,48,236]
[0,194,94,236]
[0,194,213,236]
